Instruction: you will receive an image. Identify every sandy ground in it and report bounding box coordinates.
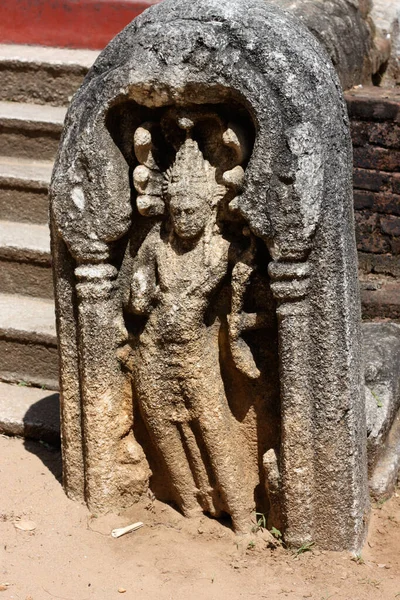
[1,435,400,600]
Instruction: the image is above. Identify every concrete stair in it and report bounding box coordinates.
[0,381,60,445]
[0,101,66,161]
[0,220,53,298]
[0,155,53,223]
[0,44,98,402]
[0,44,98,106]
[0,293,58,389]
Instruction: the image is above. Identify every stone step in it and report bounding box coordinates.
[0,292,58,390]
[0,101,66,161]
[0,155,52,224]
[0,220,53,298]
[0,44,98,107]
[0,381,60,446]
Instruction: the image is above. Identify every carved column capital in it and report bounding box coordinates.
[268,261,311,315]
[75,263,118,302]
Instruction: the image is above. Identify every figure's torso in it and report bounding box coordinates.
[145,232,230,344]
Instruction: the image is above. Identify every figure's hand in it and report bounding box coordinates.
[228,313,260,379]
[229,334,260,380]
[129,268,156,315]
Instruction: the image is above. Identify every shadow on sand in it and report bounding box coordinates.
[23,393,62,484]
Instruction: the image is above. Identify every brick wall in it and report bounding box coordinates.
[345,87,400,320]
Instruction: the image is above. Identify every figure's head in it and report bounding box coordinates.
[168,181,208,239]
[165,134,225,240]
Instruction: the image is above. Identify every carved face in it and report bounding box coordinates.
[169,190,208,239]
[165,136,223,240]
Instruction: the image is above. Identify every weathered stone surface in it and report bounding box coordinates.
[364,324,400,467]
[371,0,400,87]
[267,0,387,90]
[363,323,400,499]
[51,0,368,550]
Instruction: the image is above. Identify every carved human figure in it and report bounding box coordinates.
[124,119,260,532]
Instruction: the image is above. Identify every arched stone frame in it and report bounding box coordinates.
[50,0,368,550]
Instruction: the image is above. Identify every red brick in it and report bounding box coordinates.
[369,122,400,149]
[345,88,400,123]
[358,252,400,278]
[355,211,391,253]
[391,239,400,255]
[380,215,400,237]
[392,174,400,195]
[353,168,390,192]
[350,121,400,149]
[361,281,400,321]
[353,190,374,210]
[350,121,370,147]
[353,146,400,172]
[372,192,400,217]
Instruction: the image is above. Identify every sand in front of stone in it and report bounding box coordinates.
[1,435,399,600]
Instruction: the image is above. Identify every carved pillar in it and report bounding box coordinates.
[268,260,314,546]
[75,261,149,512]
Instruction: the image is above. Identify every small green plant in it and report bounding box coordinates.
[371,389,383,408]
[270,527,282,540]
[256,512,267,530]
[247,540,256,550]
[17,381,28,387]
[251,512,267,533]
[295,541,315,556]
[351,553,365,565]
[374,497,388,510]
[38,440,53,450]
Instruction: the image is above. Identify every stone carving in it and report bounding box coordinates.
[363,323,400,500]
[267,0,391,90]
[50,0,369,550]
[124,115,257,531]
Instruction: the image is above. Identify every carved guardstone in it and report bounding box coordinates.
[50,0,369,550]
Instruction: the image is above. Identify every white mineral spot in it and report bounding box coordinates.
[135,270,147,294]
[71,186,85,211]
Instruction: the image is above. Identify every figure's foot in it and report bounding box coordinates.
[231,512,253,535]
[181,503,204,519]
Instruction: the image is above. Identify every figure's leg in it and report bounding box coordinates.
[197,409,255,533]
[178,421,219,516]
[184,360,256,533]
[148,419,203,517]
[134,366,202,517]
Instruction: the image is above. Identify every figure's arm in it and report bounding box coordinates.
[128,229,160,316]
[227,230,271,379]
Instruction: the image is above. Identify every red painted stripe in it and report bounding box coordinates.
[0,0,161,50]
